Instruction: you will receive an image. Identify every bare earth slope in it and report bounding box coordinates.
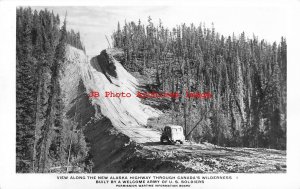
[62,46,286,173]
[81,49,163,144]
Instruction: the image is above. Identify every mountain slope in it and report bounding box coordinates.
[80,48,162,143]
[60,46,286,173]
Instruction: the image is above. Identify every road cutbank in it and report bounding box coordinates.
[62,46,286,173]
[62,46,194,173]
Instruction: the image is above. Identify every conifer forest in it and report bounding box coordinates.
[111,18,287,150]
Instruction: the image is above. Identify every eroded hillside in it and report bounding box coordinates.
[61,46,286,173]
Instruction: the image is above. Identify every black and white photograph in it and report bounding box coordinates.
[1,0,300,188]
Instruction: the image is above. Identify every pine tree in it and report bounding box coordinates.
[111,18,286,149]
[16,7,37,172]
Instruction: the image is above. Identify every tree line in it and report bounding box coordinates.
[16,7,89,173]
[111,17,287,150]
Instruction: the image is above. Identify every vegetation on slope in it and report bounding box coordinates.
[16,7,88,173]
[111,17,287,150]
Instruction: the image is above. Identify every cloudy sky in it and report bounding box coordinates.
[33,6,287,56]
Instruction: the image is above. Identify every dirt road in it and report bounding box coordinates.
[139,141,286,173]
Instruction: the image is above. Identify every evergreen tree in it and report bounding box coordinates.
[16,7,87,173]
[111,19,287,149]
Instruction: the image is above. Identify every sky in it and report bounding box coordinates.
[33,6,287,56]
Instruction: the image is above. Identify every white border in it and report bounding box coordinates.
[0,0,299,189]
